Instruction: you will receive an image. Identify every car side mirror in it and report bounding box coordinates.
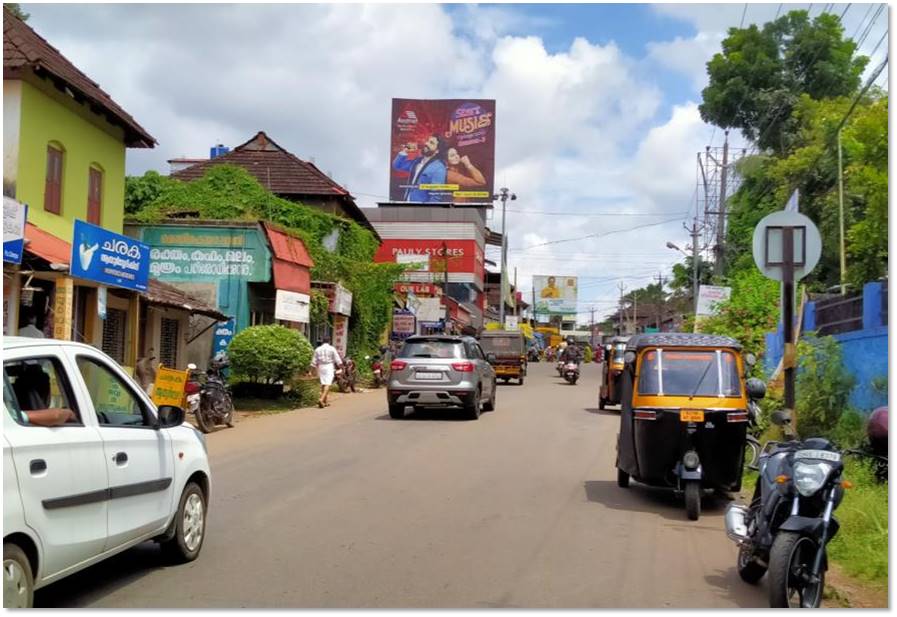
[745,377,766,400]
[187,363,197,371]
[486,353,497,365]
[157,405,186,428]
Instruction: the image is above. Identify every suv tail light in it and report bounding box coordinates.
[390,360,407,371]
[451,361,475,372]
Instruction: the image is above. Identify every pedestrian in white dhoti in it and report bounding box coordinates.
[311,337,342,408]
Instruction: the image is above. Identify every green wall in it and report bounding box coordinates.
[14,77,127,239]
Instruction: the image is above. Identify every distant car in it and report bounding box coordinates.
[387,335,497,420]
[3,337,211,608]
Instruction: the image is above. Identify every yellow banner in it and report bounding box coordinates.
[152,367,189,407]
[419,184,460,191]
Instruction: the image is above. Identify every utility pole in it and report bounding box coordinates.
[714,131,730,277]
[493,187,517,329]
[513,267,518,317]
[684,218,704,315]
[532,287,537,326]
[655,272,666,331]
[617,282,626,335]
[632,291,638,334]
[837,129,847,295]
[441,240,450,332]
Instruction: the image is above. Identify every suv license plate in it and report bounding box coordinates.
[680,409,705,422]
[415,372,442,380]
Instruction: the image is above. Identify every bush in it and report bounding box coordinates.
[795,333,855,438]
[228,325,313,385]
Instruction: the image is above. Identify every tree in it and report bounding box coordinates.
[700,11,867,154]
[6,4,29,20]
[669,255,713,306]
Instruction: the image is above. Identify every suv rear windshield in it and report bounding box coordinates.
[479,336,522,354]
[399,340,465,359]
[638,349,741,397]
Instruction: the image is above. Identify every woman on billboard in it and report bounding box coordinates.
[445,146,486,188]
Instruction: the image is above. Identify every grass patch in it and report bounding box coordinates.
[827,458,888,586]
[233,397,299,413]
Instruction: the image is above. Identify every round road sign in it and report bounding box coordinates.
[752,210,822,281]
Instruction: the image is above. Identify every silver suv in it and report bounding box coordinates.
[387,335,497,420]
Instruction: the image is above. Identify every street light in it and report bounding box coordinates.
[493,188,516,328]
[666,239,699,316]
[666,241,685,254]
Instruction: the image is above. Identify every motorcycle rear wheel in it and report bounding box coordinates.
[193,407,212,434]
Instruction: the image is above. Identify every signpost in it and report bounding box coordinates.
[752,210,822,428]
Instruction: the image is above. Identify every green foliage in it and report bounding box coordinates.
[700,10,867,153]
[6,3,28,20]
[228,325,313,384]
[309,290,330,327]
[827,458,889,586]
[795,333,855,438]
[698,269,779,371]
[126,165,406,359]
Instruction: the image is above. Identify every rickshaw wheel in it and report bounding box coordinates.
[616,467,630,488]
[599,397,606,410]
[685,481,701,520]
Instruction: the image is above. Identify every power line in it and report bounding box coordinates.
[775,3,783,18]
[504,208,689,218]
[868,29,888,58]
[852,4,875,39]
[840,3,851,20]
[511,216,687,251]
[740,3,749,27]
[856,4,885,49]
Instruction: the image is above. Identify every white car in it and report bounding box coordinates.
[3,337,211,608]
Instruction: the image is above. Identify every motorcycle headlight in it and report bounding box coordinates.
[793,461,832,496]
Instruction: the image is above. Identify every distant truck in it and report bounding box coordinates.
[479,330,527,385]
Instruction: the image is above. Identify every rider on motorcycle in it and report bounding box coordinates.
[560,338,583,365]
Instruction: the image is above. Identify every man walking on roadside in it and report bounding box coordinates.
[311,336,342,408]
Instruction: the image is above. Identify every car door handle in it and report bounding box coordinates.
[113,452,128,465]
[29,459,47,475]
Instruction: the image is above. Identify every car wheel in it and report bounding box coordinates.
[483,381,496,411]
[465,389,481,420]
[161,482,207,563]
[3,543,33,609]
[388,403,405,419]
[616,467,630,488]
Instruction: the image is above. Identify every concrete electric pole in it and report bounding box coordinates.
[493,187,517,329]
[714,131,729,277]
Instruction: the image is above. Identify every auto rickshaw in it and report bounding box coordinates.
[598,336,629,409]
[479,330,527,385]
[614,333,758,521]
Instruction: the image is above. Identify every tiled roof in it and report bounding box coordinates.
[171,131,349,197]
[3,7,155,148]
[145,279,227,320]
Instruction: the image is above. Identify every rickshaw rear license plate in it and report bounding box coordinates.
[680,409,705,422]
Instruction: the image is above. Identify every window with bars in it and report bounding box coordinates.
[101,308,127,364]
[44,144,64,214]
[159,317,179,368]
[87,166,103,225]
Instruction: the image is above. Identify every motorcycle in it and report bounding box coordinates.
[185,355,234,433]
[725,410,851,608]
[563,361,580,385]
[369,355,384,388]
[335,357,357,393]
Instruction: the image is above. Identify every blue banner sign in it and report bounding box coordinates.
[70,219,150,292]
[212,318,235,356]
[3,197,27,264]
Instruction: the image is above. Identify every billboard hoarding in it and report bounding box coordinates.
[70,219,150,292]
[390,99,495,204]
[533,275,578,315]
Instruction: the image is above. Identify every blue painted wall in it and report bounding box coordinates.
[764,281,888,411]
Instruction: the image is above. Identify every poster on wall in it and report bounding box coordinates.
[70,219,150,292]
[389,99,495,204]
[332,314,349,358]
[275,289,310,323]
[533,275,578,315]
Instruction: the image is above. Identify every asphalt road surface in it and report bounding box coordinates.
[36,362,768,608]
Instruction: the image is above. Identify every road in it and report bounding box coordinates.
[36,362,768,608]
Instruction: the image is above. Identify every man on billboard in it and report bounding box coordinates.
[392,135,447,202]
[540,276,562,299]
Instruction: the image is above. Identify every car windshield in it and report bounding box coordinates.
[399,340,465,359]
[613,344,626,364]
[638,349,742,397]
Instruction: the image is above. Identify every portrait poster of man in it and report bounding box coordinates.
[533,275,578,315]
[389,99,495,204]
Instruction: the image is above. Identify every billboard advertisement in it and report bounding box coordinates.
[533,275,578,315]
[389,98,495,204]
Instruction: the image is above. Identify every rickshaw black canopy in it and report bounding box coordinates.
[625,333,742,353]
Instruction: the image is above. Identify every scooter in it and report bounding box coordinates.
[370,355,384,388]
[186,355,234,433]
[563,361,580,385]
[725,410,851,608]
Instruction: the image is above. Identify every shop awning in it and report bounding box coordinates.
[23,223,71,265]
[262,222,314,294]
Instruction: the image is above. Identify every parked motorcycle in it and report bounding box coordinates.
[369,355,384,388]
[186,355,234,433]
[563,361,580,385]
[725,410,852,608]
[335,357,357,393]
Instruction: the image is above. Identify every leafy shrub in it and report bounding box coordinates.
[229,325,313,384]
[795,333,855,438]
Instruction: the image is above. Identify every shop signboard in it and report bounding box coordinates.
[275,289,310,323]
[333,314,349,358]
[504,316,519,331]
[533,275,578,315]
[394,282,441,296]
[332,283,353,316]
[696,285,732,317]
[389,98,496,204]
[212,318,236,355]
[70,220,150,292]
[376,239,484,278]
[142,227,269,281]
[392,309,416,339]
[152,367,189,408]
[3,197,26,264]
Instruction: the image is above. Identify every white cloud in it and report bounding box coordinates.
[646,32,724,91]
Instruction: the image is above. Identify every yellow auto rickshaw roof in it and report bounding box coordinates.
[626,332,742,352]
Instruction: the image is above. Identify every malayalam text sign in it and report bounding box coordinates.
[390,99,495,204]
[696,285,732,317]
[152,367,189,408]
[70,220,150,292]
